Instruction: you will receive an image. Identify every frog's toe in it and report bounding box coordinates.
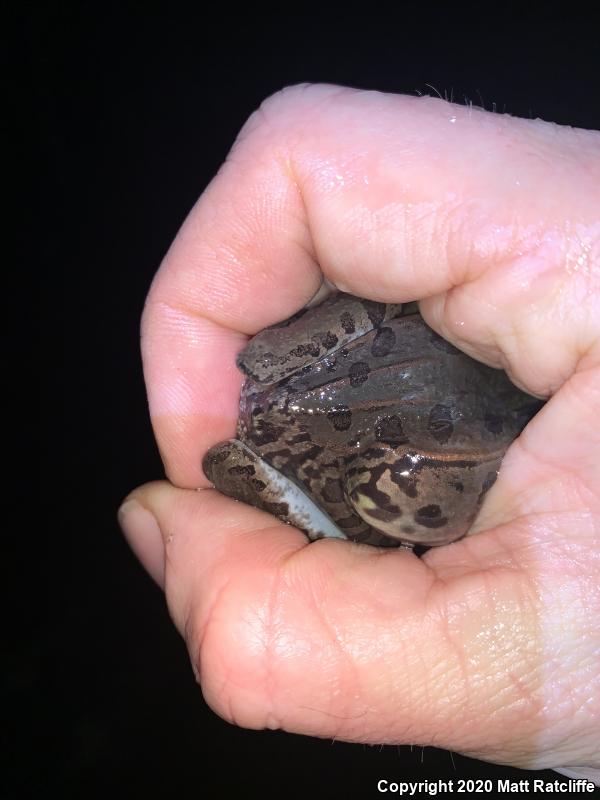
[203,439,348,541]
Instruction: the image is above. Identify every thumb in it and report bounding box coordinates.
[118,479,597,771]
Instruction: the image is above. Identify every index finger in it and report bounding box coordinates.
[142,83,600,486]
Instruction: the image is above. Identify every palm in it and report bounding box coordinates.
[120,84,600,773]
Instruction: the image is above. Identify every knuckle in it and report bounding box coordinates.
[233,83,315,147]
[231,82,351,153]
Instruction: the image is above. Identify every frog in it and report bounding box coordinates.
[202,292,543,548]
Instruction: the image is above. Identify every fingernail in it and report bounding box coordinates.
[118,498,165,588]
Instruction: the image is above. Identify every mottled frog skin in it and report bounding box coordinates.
[203,293,542,548]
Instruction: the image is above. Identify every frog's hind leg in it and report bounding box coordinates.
[237,292,405,386]
[344,446,504,547]
[203,440,348,541]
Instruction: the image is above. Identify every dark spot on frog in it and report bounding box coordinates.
[452,481,464,493]
[375,415,409,446]
[418,455,479,470]
[236,354,272,382]
[250,419,286,446]
[251,479,267,492]
[414,504,448,528]
[271,443,324,479]
[484,412,504,434]
[303,464,321,479]
[362,300,386,328]
[336,514,364,529]
[287,432,312,444]
[304,444,325,462]
[430,332,461,355]
[478,470,497,503]
[349,361,370,386]
[401,525,415,535]
[320,331,339,349]
[340,311,355,334]
[262,501,290,519]
[327,405,352,431]
[204,447,232,466]
[289,342,321,359]
[320,459,340,470]
[428,404,454,444]
[322,478,345,503]
[228,464,256,477]
[367,506,403,522]
[371,326,396,357]
[349,476,403,519]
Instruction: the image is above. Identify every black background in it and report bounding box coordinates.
[14,3,600,797]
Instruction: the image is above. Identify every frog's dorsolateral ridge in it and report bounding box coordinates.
[203,293,543,548]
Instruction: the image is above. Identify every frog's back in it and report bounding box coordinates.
[242,314,537,459]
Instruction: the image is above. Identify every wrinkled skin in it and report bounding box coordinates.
[120,85,600,776]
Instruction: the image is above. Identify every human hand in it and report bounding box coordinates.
[119,85,599,775]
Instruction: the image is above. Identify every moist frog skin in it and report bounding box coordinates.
[203,293,542,548]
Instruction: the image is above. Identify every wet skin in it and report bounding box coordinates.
[203,293,542,547]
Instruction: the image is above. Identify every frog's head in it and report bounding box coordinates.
[344,447,502,546]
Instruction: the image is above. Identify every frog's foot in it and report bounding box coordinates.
[344,447,503,547]
[203,440,348,541]
[237,292,406,385]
